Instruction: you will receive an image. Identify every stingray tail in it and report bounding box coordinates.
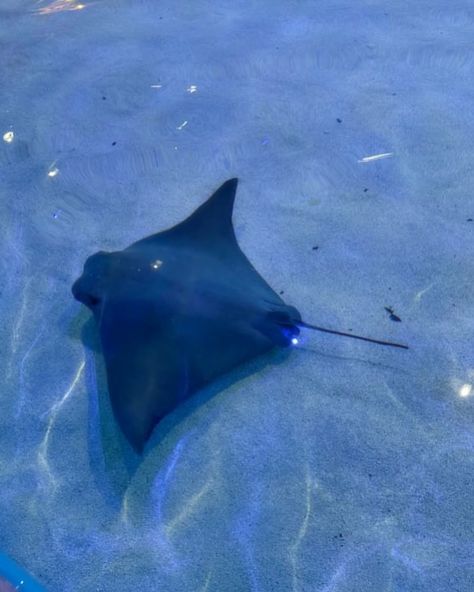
[298,321,409,350]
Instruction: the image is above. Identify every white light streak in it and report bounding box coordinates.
[37,360,85,488]
[199,571,212,592]
[35,0,87,15]
[166,477,213,535]
[290,465,313,592]
[414,282,435,303]
[187,85,198,93]
[358,152,394,163]
[177,120,188,130]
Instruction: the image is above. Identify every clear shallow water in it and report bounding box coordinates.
[1,1,473,590]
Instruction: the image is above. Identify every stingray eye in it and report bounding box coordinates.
[88,295,101,306]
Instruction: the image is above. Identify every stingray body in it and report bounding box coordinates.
[73,179,302,451]
[73,179,407,452]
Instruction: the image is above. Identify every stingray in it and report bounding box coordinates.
[72,178,408,452]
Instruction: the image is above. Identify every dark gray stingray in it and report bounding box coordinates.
[72,178,408,452]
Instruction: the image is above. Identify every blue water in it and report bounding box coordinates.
[0,1,473,590]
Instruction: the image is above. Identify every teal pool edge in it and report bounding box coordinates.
[0,553,46,591]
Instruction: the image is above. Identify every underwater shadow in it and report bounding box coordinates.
[296,344,411,376]
[69,313,135,506]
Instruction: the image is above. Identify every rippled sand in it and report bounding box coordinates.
[0,1,473,590]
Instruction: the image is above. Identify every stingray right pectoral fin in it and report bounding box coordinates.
[102,336,189,453]
[98,302,190,453]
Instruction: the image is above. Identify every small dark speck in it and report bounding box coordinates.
[312,246,319,251]
[385,306,402,322]
[368,473,373,478]
[363,188,368,193]
[323,131,330,135]
[467,218,473,222]
[392,92,397,96]
[336,118,342,123]
[279,290,285,295]
[112,141,117,146]
[102,96,107,100]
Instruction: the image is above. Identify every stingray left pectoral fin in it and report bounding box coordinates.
[132,178,240,251]
[178,177,238,238]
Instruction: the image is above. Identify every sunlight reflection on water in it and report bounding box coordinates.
[35,0,87,16]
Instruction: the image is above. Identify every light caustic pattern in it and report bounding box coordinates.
[289,464,315,592]
[37,361,85,489]
[148,433,217,537]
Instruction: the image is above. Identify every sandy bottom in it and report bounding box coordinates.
[0,1,473,590]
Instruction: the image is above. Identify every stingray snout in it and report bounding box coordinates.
[72,251,110,309]
[71,275,101,309]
